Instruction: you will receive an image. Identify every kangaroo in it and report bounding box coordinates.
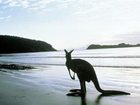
[64,49,130,97]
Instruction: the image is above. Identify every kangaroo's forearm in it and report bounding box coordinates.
[68,69,75,80]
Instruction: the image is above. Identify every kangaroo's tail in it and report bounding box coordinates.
[91,68,130,95]
[101,90,130,95]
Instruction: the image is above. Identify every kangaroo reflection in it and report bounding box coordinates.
[81,94,124,105]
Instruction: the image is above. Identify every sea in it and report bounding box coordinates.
[0,47,140,105]
[0,47,140,68]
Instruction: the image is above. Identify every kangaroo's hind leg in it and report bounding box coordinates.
[80,79,86,97]
[67,79,86,97]
[69,80,86,93]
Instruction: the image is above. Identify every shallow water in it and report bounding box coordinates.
[0,47,140,105]
[0,47,140,68]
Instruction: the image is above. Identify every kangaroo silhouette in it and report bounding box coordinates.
[64,49,130,97]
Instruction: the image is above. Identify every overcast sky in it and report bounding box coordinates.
[0,0,140,50]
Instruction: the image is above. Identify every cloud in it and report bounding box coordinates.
[1,0,73,9]
[0,0,105,15]
[19,0,29,8]
[3,0,31,8]
[28,0,76,11]
[0,15,11,21]
[4,0,20,7]
[104,32,140,44]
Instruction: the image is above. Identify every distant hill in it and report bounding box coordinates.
[87,43,140,49]
[0,35,56,54]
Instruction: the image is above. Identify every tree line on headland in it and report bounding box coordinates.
[0,35,56,54]
[0,35,140,54]
[87,43,140,49]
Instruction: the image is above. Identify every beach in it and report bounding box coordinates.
[0,66,139,105]
[0,48,140,105]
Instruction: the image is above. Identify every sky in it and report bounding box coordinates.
[0,0,140,50]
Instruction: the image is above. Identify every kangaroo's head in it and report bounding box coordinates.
[64,49,74,61]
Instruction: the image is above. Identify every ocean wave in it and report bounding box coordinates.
[28,55,140,59]
[30,63,140,69]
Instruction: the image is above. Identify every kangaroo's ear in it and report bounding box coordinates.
[64,49,68,53]
[70,49,74,53]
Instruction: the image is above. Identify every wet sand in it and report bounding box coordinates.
[0,66,139,105]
